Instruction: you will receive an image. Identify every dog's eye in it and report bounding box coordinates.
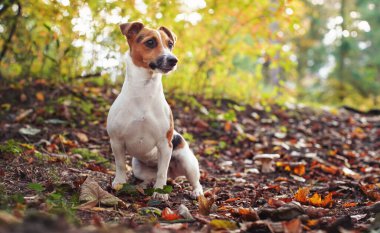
[168,41,174,49]
[144,39,156,48]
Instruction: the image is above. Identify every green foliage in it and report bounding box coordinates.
[0,140,23,155]
[0,0,378,108]
[71,148,108,164]
[118,184,173,196]
[27,183,45,193]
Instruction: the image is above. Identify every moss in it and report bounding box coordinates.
[71,148,108,164]
[0,140,23,155]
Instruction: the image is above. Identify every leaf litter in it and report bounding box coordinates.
[0,81,379,232]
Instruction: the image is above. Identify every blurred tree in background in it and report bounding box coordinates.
[0,0,378,109]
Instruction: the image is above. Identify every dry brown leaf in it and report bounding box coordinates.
[198,195,215,216]
[75,132,89,143]
[360,183,380,201]
[79,177,124,208]
[283,218,302,233]
[235,207,259,221]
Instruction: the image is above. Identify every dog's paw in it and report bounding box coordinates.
[152,192,169,201]
[191,187,204,199]
[112,178,126,191]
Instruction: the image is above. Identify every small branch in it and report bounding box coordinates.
[73,72,102,80]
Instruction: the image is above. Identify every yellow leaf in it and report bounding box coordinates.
[309,193,322,206]
[210,219,238,230]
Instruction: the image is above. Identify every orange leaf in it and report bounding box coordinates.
[224,121,232,132]
[321,193,333,207]
[225,197,240,203]
[307,219,319,227]
[36,92,45,102]
[236,207,259,221]
[319,164,339,175]
[308,193,322,206]
[309,192,333,207]
[294,187,310,204]
[343,202,357,208]
[293,164,305,176]
[161,207,181,221]
[360,184,380,201]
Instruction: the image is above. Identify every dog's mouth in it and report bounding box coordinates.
[149,63,176,73]
[160,67,175,73]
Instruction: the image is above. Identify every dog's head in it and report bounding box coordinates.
[120,21,178,74]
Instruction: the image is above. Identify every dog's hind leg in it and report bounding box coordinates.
[171,133,203,198]
[132,157,157,188]
[111,138,127,189]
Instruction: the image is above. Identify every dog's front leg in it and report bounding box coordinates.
[111,138,127,189]
[152,141,172,200]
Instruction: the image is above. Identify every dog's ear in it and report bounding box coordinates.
[159,26,177,43]
[120,22,144,39]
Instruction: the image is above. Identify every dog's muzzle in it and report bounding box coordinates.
[149,55,178,73]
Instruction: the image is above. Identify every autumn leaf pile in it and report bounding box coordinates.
[0,81,379,232]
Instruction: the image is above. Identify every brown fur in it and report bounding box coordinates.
[166,111,174,148]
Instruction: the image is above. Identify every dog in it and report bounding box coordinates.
[107,22,203,200]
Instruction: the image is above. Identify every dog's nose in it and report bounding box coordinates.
[167,56,178,67]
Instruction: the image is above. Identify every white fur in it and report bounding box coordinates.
[107,51,203,200]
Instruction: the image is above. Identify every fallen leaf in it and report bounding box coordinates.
[79,177,124,208]
[19,127,41,136]
[307,219,319,227]
[267,198,286,208]
[283,218,302,233]
[159,223,188,230]
[225,197,240,203]
[342,202,357,208]
[210,219,238,230]
[0,211,21,224]
[293,164,305,176]
[319,164,339,175]
[233,207,259,221]
[305,192,333,208]
[75,132,89,143]
[36,92,45,102]
[294,187,310,204]
[360,184,380,201]
[178,204,194,220]
[198,195,215,216]
[161,207,181,221]
[224,121,232,132]
[15,109,33,122]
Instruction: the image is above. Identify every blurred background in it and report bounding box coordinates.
[0,0,379,109]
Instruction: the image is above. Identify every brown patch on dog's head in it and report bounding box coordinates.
[120,22,178,72]
[159,26,177,45]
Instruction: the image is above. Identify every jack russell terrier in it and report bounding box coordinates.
[107,22,203,200]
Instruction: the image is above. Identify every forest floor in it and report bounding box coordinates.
[0,79,379,233]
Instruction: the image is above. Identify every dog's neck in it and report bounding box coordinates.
[121,50,163,97]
